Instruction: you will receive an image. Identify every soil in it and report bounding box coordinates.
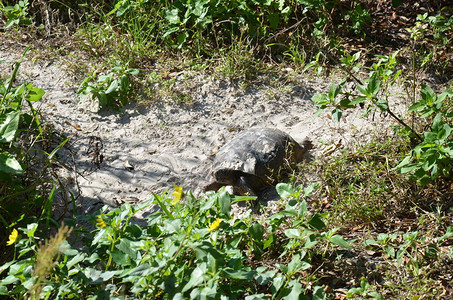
[0,41,404,220]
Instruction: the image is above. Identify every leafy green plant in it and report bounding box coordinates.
[312,51,453,185]
[347,277,384,299]
[1,183,350,298]
[1,48,68,265]
[0,0,31,29]
[78,64,139,111]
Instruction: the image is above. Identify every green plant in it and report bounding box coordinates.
[347,277,384,299]
[1,48,68,264]
[312,51,453,185]
[1,183,350,298]
[0,0,31,29]
[78,64,139,111]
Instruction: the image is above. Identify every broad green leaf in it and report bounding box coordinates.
[0,285,7,294]
[218,190,231,215]
[285,228,302,239]
[105,79,119,94]
[284,279,304,300]
[176,32,189,48]
[368,75,381,96]
[328,234,351,249]
[276,183,295,198]
[83,268,117,284]
[0,152,23,175]
[0,111,20,143]
[182,264,206,292]
[287,254,311,275]
[263,233,274,249]
[308,214,325,230]
[222,269,256,280]
[311,93,329,106]
[350,96,366,105]
[304,183,319,197]
[249,222,264,242]
[271,273,285,294]
[375,100,388,111]
[312,286,327,300]
[26,86,45,102]
[408,101,425,112]
[332,108,342,122]
[245,294,269,300]
[116,238,137,259]
[421,84,436,102]
[128,68,139,76]
[25,223,38,238]
[255,269,276,285]
[200,194,216,211]
[303,234,319,249]
[357,84,368,96]
[66,253,86,269]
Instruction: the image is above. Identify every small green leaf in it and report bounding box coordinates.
[328,234,351,249]
[222,269,256,280]
[249,222,264,242]
[0,152,23,175]
[165,8,181,24]
[0,111,20,143]
[308,214,325,230]
[105,80,119,94]
[276,183,295,198]
[332,108,343,122]
[312,286,327,300]
[284,279,304,300]
[287,254,311,275]
[26,86,45,102]
[375,100,388,111]
[328,83,342,100]
[311,93,329,106]
[368,75,381,96]
[285,228,302,239]
[350,96,366,105]
[303,182,319,196]
[421,84,436,102]
[182,264,206,292]
[218,190,231,215]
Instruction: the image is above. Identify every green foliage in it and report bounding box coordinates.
[0,0,31,29]
[1,49,68,265]
[312,51,453,185]
[347,277,384,299]
[397,86,453,184]
[1,184,349,298]
[78,64,139,111]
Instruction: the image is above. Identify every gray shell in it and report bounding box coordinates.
[211,128,311,182]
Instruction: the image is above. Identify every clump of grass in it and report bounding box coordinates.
[303,137,452,227]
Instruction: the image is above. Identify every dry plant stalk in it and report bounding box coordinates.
[27,225,73,300]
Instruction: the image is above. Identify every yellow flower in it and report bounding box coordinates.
[96,215,107,228]
[6,228,18,246]
[171,185,183,205]
[207,218,222,232]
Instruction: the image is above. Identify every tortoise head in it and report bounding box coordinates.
[292,138,313,162]
[213,168,244,185]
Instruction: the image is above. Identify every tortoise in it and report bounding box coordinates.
[204,128,312,200]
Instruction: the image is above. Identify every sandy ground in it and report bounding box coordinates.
[0,44,405,219]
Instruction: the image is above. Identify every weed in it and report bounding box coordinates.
[0,184,349,298]
[78,63,139,111]
[312,50,453,185]
[0,0,31,29]
[0,49,67,265]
